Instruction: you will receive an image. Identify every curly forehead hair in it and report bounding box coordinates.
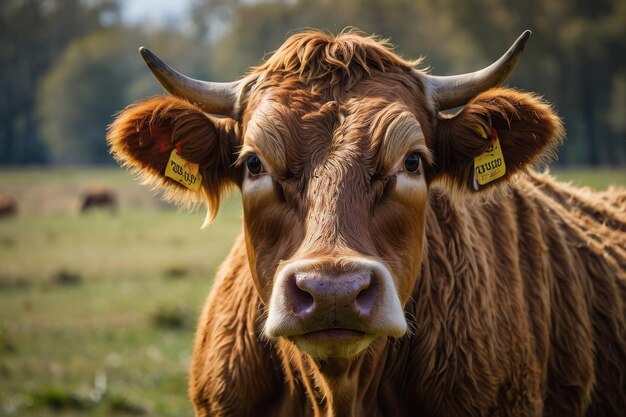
[252,30,423,90]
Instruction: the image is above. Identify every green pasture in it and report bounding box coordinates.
[0,167,624,416]
[0,168,242,417]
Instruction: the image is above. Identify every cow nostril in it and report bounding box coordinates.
[355,277,379,317]
[286,275,315,316]
[284,270,381,319]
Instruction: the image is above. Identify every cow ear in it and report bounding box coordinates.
[431,87,564,193]
[107,96,241,224]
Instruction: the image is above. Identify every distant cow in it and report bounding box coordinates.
[107,30,626,416]
[80,188,117,213]
[0,195,17,218]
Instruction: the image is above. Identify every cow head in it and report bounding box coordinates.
[108,31,562,360]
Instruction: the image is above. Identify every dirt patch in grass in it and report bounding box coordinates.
[107,393,149,415]
[0,327,17,354]
[51,269,83,286]
[163,266,189,280]
[151,305,193,331]
[30,385,93,412]
[0,275,31,290]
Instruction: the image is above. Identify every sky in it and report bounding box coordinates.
[121,0,193,27]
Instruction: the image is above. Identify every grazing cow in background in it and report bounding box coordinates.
[0,195,17,218]
[107,30,626,417]
[79,187,117,213]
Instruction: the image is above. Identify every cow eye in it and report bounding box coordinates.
[403,152,421,174]
[246,154,265,176]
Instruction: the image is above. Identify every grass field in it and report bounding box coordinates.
[0,167,624,416]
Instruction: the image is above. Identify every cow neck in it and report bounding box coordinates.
[279,338,392,417]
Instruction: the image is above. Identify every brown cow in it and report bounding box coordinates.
[0,194,17,218]
[79,187,117,213]
[107,30,626,417]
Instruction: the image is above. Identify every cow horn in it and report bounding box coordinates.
[139,47,241,118]
[424,30,532,110]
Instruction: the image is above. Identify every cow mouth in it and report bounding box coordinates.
[302,328,365,343]
[290,328,374,358]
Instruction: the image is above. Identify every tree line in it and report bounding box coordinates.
[1,0,624,166]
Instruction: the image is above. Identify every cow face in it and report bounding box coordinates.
[108,31,562,359]
[239,78,434,357]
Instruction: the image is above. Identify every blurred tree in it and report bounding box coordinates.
[444,0,626,165]
[190,0,242,40]
[0,0,120,164]
[38,28,135,164]
[608,75,626,136]
[200,0,485,80]
[2,0,624,166]
[37,26,213,164]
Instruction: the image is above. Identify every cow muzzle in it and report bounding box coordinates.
[265,258,407,358]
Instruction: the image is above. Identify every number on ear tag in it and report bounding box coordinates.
[164,149,202,191]
[473,130,506,190]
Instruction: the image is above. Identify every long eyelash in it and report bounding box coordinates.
[234,150,253,167]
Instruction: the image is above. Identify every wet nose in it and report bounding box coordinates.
[265,258,407,339]
[285,270,380,320]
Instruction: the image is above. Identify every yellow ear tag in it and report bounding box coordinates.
[473,129,506,190]
[164,149,202,191]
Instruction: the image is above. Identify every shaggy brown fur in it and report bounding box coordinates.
[107,30,626,417]
[189,175,626,417]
